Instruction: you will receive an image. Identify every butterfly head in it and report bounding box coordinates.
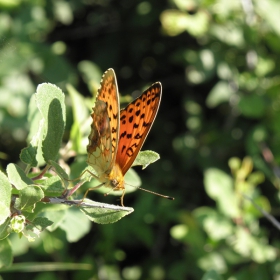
[107,164,125,191]
[100,163,125,206]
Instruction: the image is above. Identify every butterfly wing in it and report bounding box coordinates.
[87,69,120,175]
[116,82,162,175]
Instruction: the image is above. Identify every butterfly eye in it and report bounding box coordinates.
[111,179,119,187]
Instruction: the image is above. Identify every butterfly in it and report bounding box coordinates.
[85,68,163,206]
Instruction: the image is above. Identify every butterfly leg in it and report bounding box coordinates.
[82,182,105,201]
[64,169,100,197]
[120,189,126,207]
[104,187,125,206]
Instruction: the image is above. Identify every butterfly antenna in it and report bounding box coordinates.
[126,183,174,200]
[138,187,174,200]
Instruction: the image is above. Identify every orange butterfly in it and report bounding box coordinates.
[85,68,169,206]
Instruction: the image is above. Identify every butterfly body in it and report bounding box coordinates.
[86,68,161,206]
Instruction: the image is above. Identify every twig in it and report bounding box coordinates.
[242,193,280,231]
[31,165,50,180]
[42,197,133,212]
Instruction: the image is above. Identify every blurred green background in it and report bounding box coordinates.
[1,0,280,279]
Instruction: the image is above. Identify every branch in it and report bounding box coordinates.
[41,196,133,212]
[242,193,280,231]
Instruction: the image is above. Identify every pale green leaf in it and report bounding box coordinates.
[38,204,68,232]
[80,199,134,224]
[0,170,12,225]
[59,207,91,242]
[206,81,234,108]
[6,163,33,190]
[210,23,245,47]
[0,218,10,240]
[204,168,239,217]
[78,60,102,88]
[67,84,89,153]
[26,94,45,166]
[198,252,227,274]
[54,1,73,25]
[256,0,280,36]
[17,185,44,212]
[160,10,209,37]
[233,227,277,263]
[170,224,188,241]
[194,207,233,241]
[133,150,160,169]
[0,238,13,268]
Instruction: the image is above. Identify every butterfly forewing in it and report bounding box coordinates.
[116,82,162,174]
[87,69,120,175]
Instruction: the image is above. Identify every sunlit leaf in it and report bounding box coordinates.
[0,170,12,226]
[80,199,134,224]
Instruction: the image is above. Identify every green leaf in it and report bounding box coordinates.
[78,60,102,87]
[133,150,160,169]
[48,160,69,188]
[160,10,209,37]
[35,83,66,163]
[0,170,12,226]
[39,175,66,196]
[26,94,45,166]
[204,168,240,218]
[0,238,13,268]
[25,217,53,234]
[69,121,83,154]
[206,81,235,108]
[6,163,33,190]
[256,0,280,36]
[160,10,188,36]
[255,57,275,77]
[198,252,227,274]
[0,218,11,240]
[210,23,245,47]
[20,144,38,167]
[67,84,89,154]
[233,227,277,263]
[80,199,134,224]
[202,269,223,280]
[238,95,267,119]
[42,210,66,232]
[194,207,233,241]
[59,207,91,242]
[17,185,44,212]
[27,93,41,142]
[38,204,68,232]
[170,224,188,241]
[124,168,141,189]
